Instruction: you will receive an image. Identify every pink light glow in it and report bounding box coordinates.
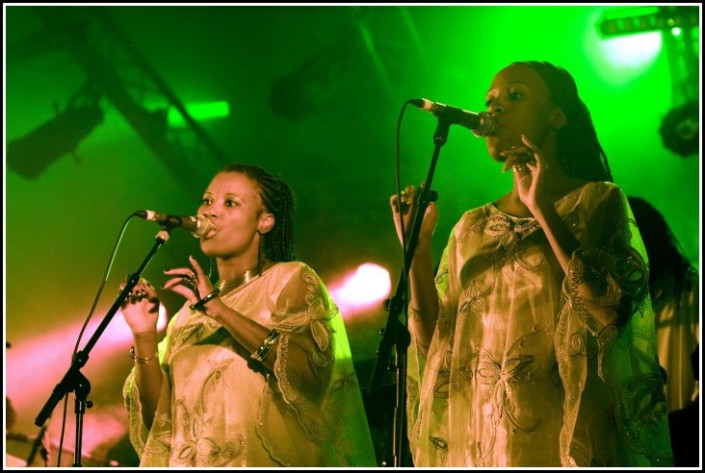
[5,304,167,463]
[328,263,391,318]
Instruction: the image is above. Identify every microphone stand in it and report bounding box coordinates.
[34,229,171,467]
[368,114,452,467]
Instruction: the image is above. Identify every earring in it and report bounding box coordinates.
[208,257,215,280]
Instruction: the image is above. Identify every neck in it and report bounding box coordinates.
[218,265,261,294]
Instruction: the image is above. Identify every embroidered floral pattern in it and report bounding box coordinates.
[484,210,543,273]
[170,358,245,466]
[124,262,375,467]
[459,280,492,316]
[473,326,550,459]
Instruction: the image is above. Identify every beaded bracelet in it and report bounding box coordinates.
[190,288,221,312]
[250,329,281,363]
[130,346,159,364]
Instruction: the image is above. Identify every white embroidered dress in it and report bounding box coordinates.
[124,261,376,466]
[406,182,673,467]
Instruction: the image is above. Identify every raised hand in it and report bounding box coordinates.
[120,277,160,335]
[390,184,439,249]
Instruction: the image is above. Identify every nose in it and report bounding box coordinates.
[488,100,504,115]
[199,207,217,219]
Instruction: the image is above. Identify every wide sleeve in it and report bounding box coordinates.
[406,226,456,460]
[555,183,673,466]
[262,263,376,466]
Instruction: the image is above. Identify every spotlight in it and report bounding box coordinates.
[7,84,103,179]
[329,263,392,317]
[659,100,699,158]
[597,6,699,38]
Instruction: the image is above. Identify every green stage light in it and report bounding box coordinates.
[166,101,230,128]
[597,6,699,38]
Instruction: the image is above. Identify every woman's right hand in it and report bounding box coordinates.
[390,184,439,249]
[119,277,161,335]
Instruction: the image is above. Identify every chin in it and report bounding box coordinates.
[485,139,504,162]
[199,240,217,257]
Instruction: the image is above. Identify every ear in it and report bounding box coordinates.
[258,212,275,235]
[550,107,567,130]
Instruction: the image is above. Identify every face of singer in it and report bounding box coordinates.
[484,63,565,163]
[197,171,274,260]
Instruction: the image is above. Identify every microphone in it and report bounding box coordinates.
[410,98,497,137]
[135,210,213,238]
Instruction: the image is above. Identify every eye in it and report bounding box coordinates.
[201,197,212,206]
[509,91,521,101]
[485,98,493,108]
[225,199,239,207]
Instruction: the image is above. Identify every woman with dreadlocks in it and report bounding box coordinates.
[121,163,375,467]
[391,62,673,466]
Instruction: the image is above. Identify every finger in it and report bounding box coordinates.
[390,194,401,213]
[521,134,548,172]
[509,158,532,178]
[503,154,527,173]
[163,268,197,289]
[124,288,148,305]
[163,268,196,278]
[190,255,216,297]
[161,276,195,292]
[189,255,206,279]
[168,284,199,304]
[393,187,417,213]
[519,135,539,160]
[520,133,538,152]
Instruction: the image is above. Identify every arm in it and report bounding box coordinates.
[391,185,440,356]
[164,259,335,400]
[508,135,646,330]
[120,279,163,429]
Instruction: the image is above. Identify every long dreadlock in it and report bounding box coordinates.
[513,61,613,183]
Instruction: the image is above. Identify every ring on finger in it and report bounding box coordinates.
[128,289,146,303]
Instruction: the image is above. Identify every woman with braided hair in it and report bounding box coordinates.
[121,163,375,466]
[391,61,673,466]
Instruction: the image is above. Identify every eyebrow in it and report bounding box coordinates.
[202,191,245,200]
[486,80,530,96]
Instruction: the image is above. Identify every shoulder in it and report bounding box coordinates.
[581,181,623,198]
[268,261,323,285]
[455,204,492,229]
[565,181,626,212]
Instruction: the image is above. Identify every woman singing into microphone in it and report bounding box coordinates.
[391,61,673,467]
[121,163,376,467]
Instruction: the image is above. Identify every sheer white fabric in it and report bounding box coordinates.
[123,261,376,466]
[653,276,699,412]
[406,182,673,467]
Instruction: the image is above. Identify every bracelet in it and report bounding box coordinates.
[130,346,159,364]
[250,329,281,363]
[190,288,221,312]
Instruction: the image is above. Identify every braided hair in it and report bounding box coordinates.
[218,163,296,262]
[628,196,697,313]
[513,61,613,183]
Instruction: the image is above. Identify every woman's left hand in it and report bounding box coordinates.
[163,256,222,316]
[501,134,551,212]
